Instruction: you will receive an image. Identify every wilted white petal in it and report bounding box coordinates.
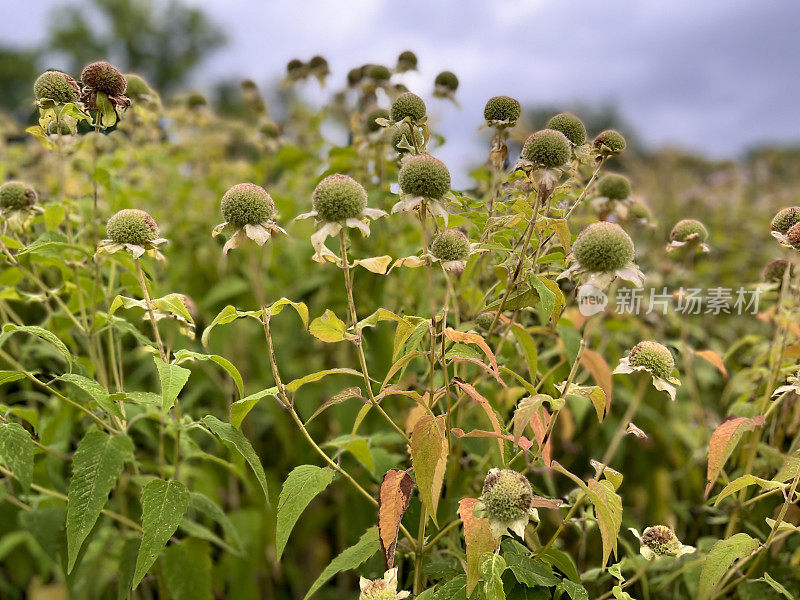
[346,218,371,237]
[268,222,288,235]
[211,222,229,237]
[652,376,677,401]
[391,196,422,214]
[125,244,146,259]
[223,229,247,254]
[363,207,388,220]
[295,210,318,221]
[613,357,634,375]
[359,577,369,592]
[586,271,616,289]
[508,517,527,538]
[615,264,645,287]
[426,200,450,227]
[626,422,648,439]
[245,223,270,246]
[557,263,581,281]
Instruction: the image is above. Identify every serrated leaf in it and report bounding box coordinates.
[303,526,379,600]
[529,275,557,324]
[705,415,766,497]
[276,465,335,560]
[697,533,759,600]
[586,479,622,566]
[59,373,122,418]
[435,575,468,600]
[202,415,269,501]
[502,539,560,587]
[229,387,280,428]
[0,324,72,365]
[285,368,362,393]
[133,479,190,589]
[714,474,786,506]
[189,492,243,553]
[459,498,497,594]
[378,469,414,569]
[479,552,506,600]
[173,349,243,397]
[163,538,212,600]
[411,414,448,526]
[67,431,134,571]
[309,309,354,342]
[0,422,35,493]
[557,579,589,600]
[153,357,191,415]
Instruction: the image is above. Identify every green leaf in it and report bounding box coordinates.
[0,422,35,492]
[529,275,557,324]
[95,91,118,127]
[202,415,269,501]
[302,526,379,600]
[173,349,243,397]
[0,324,73,365]
[697,533,759,600]
[435,575,468,600]
[538,546,580,583]
[59,373,123,418]
[285,368,363,393]
[276,465,335,560]
[557,579,589,600]
[513,395,550,446]
[266,297,310,329]
[153,357,191,415]
[306,387,363,424]
[163,539,213,600]
[309,309,354,343]
[116,538,139,600]
[67,431,134,571]
[759,572,795,599]
[714,474,786,506]
[479,552,507,600]
[133,479,190,589]
[502,539,559,587]
[189,492,243,553]
[201,305,262,348]
[510,325,538,383]
[230,387,279,428]
[0,370,25,387]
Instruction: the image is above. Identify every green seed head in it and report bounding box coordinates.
[124,73,154,99]
[312,174,367,222]
[546,112,586,145]
[221,183,275,227]
[628,341,675,379]
[390,126,424,153]
[359,583,397,600]
[33,71,79,104]
[762,259,795,282]
[366,64,391,81]
[365,107,389,133]
[481,469,534,524]
[286,59,305,76]
[81,61,127,95]
[573,222,635,272]
[391,92,426,123]
[788,223,800,249]
[260,120,281,139]
[347,67,365,86]
[398,154,451,199]
[670,219,708,243]
[396,50,418,71]
[0,181,38,210]
[770,207,800,234]
[597,174,632,200]
[186,92,207,107]
[431,229,470,262]
[475,312,495,330]
[641,525,683,557]
[483,96,521,125]
[434,70,459,91]
[521,129,571,168]
[628,202,652,220]
[594,130,626,155]
[308,55,328,72]
[106,209,159,245]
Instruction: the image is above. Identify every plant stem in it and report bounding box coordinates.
[134,259,167,362]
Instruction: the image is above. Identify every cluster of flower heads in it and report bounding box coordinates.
[285,55,330,84]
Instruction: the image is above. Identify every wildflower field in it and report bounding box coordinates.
[0,54,799,600]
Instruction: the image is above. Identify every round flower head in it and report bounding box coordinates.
[771,207,800,234]
[347,67,365,86]
[546,112,586,146]
[396,50,418,71]
[398,155,451,200]
[762,259,795,283]
[106,209,158,246]
[634,525,694,560]
[521,129,571,169]
[478,469,538,538]
[628,341,675,380]
[390,126,424,154]
[628,202,652,221]
[484,96,521,127]
[597,174,632,201]
[670,219,708,243]
[431,229,470,262]
[475,312,495,330]
[260,120,281,139]
[366,64,391,82]
[313,174,367,222]
[787,223,800,249]
[594,130,626,156]
[286,59,305,78]
[81,61,127,96]
[221,183,275,227]
[33,70,80,104]
[365,107,389,133]
[0,181,38,210]
[359,568,410,600]
[185,92,207,108]
[434,71,459,91]
[124,73,153,99]
[308,55,328,72]
[391,92,426,123]
[573,222,634,272]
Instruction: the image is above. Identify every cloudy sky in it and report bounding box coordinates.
[4,0,799,184]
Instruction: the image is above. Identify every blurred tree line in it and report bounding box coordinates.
[0,0,225,115]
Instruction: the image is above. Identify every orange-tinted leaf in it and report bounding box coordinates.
[695,350,728,377]
[581,349,613,413]
[530,407,552,467]
[452,378,505,461]
[705,415,766,497]
[378,469,415,569]
[411,414,448,526]
[458,498,498,595]
[444,328,499,378]
[450,428,534,452]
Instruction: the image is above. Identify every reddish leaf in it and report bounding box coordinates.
[530,407,552,467]
[705,415,766,497]
[695,350,728,377]
[458,498,498,595]
[452,378,505,461]
[581,349,613,413]
[444,328,499,378]
[378,469,415,569]
[450,428,534,452]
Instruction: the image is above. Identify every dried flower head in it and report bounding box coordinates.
[770,207,800,233]
[398,154,451,200]
[762,259,795,282]
[434,71,459,91]
[396,50,418,72]
[546,112,586,146]
[97,209,167,259]
[391,92,426,123]
[81,61,127,96]
[634,525,695,560]
[597,174,632,201]
[594,130,626,156]
[521,129,571,169]
[0,181,38,210]
[787,223,800,249]
[670,219,708,243]
[33,70,80,104]
[359,568,409,600]
[484,96,521,127]
[365,107,389,133]
[475,468,538,538]
[615,341,680,400]
[313,174,368,222]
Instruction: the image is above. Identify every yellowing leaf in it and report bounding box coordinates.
[695,349,728,377]
[411,414,448,526]
[452,378,505,461]
[458,498,497,595]
[353,255,392,274]
[697,534,759,600]
[444,328,499,379]
[378,469,414,569]
[580,349,612,412]
[309,309,355,343]
[705,415,766,497]
[513,395,550,446]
